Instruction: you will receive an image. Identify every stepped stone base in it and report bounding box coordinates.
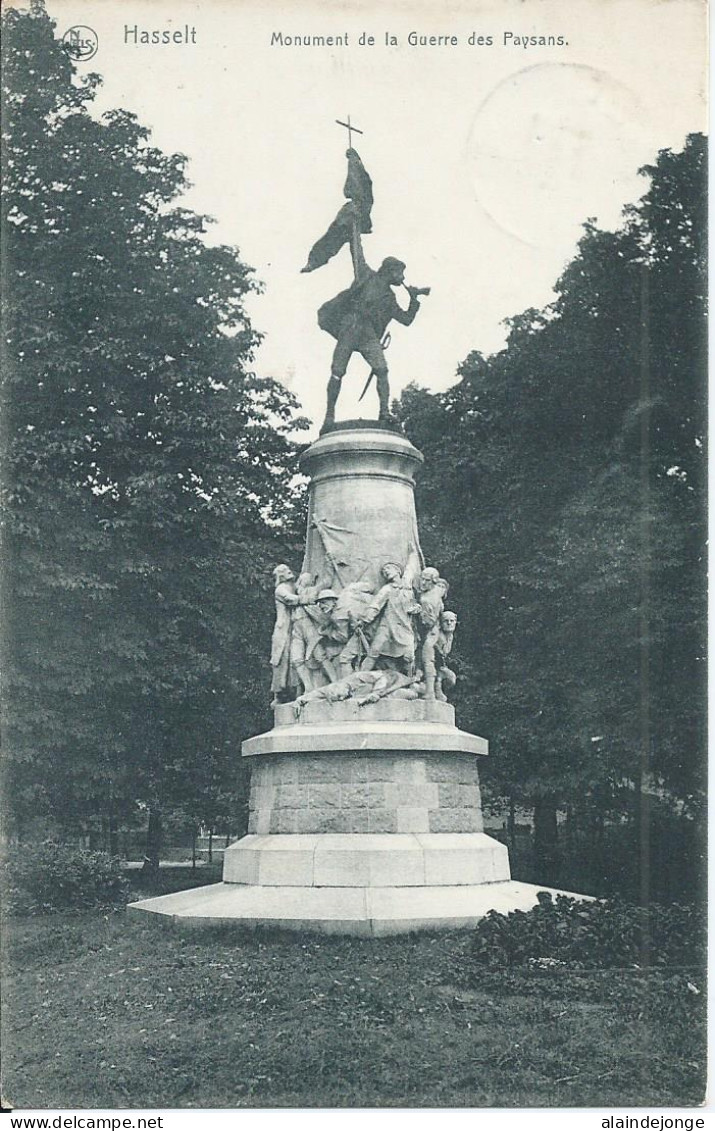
[128,877,587,936]
[224,833,509,886]
[127,832,591,935]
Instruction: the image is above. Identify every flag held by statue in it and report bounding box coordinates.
[300,148,373,273]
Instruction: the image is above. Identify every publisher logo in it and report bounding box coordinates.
[61,26,99,61]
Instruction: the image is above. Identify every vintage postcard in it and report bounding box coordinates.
[1,0,707,1119]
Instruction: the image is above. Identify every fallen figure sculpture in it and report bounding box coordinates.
[294,669,422,716]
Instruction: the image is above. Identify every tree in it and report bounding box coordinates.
[1,3,307,858]
[394,135,706,893]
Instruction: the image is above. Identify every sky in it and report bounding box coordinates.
[42,0,707,433]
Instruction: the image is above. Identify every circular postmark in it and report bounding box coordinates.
[466,63,645,249]
[61,26,99,62]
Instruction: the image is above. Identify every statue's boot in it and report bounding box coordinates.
[321,375,342,432]
[376,372,390,422]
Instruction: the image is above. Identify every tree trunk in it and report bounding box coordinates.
[109,814,119,857]
[533,796,560,884]
[563,805,574,850]
[208,827,213,864]
[142,808,162,875]
[507,797,516,853]
[191,826,197,870]
[635,780,652,965]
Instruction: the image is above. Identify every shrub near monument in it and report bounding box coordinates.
[1,843,129,915]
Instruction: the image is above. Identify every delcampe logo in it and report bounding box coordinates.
[61,26,99,61]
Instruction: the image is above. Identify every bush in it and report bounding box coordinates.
[1,841,130,915]
[471,892,706,970]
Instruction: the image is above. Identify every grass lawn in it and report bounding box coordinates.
[2,868,706,1110]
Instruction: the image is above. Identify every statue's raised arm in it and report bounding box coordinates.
[347,197,370,283]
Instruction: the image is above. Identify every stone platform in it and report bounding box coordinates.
[128,871,584,937]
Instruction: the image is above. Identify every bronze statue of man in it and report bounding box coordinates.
[302,144,429,431]
[318,208,424,429]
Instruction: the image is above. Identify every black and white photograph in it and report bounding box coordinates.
[0,0,708,1118]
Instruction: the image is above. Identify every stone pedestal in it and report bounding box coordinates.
[129,426,586,934]
[300,425,424,594]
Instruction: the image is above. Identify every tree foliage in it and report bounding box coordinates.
[1,4,307,850]
[395,135,706,871]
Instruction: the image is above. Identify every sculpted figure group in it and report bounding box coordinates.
[270,557,458,712]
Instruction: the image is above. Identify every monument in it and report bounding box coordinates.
[129,123,582,934]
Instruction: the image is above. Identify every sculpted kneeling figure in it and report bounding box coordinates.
[434,610,458,702]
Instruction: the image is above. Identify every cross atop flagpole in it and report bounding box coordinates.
[335,115,363,149]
